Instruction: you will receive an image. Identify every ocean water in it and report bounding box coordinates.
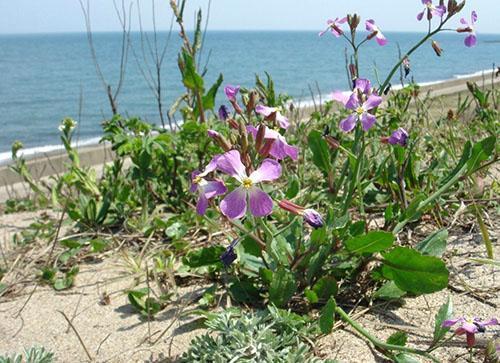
[0,31,498,160]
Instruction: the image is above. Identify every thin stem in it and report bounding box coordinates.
[335,306,440,363]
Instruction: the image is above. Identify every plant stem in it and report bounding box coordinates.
[335,306,440,362]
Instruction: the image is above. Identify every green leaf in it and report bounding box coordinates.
[312,276,338,300]
[181,50,204,91]
[0,283,7,295]
[183,246,225,268]
[319,297,336,334]
[373,281,406,300]
[433,296,453,343]
[387,331,408,346]
[202,73,223,111]
[90,238,108,253]
[285,175,300,199]
[382,247,449,294]
[308,130,331,174]
[345,231,395,254]
[228,280,260,304]
[394,353,420,363]
[268,267,297,307]
[466,136,496,173]
[416,229,447,257]
[165,222,188,240]
[59,239,83,249]
[304,288,319,304]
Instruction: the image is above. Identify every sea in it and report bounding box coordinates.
[0,31,498,163]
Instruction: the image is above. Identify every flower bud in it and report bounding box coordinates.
[431,40,443,57]
[324,135,340,150]
[349,63,358,80]
[347,14,360,33]
[278,199,303,214]
[255,124,266,151]
[246,91,258,114]
[208,130,232,151]
[220,239,239,267]
[259,139,275,158]
[231,99,243,115]
[227,118,239,130]
[302,209,324,229]
[367,31,379,41]
[218,105,229,121]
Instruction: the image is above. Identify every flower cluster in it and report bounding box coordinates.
[190,85,321,228]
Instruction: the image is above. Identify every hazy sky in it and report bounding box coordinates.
[0,0,498,34]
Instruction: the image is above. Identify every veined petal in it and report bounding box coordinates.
[361,113,377,131]
[276,112,290,129]
[339,114,357,133]
[337,17,348,24]
[196,194,209,215]
[248,187,274,217]
[471,10,478,24]
[249,158,282,183]
[432,5,446,17]
[442,318,464,328]
[345,93,360,110]
[464,34,477,47]
[220,187,247,219]
[363,94,383,110]
[460,17,469,25]
[365,19,376,32]
[217,150,247,181]
[376,32,388,46]
[200,154,221,176]
[462,321,479,334]
[417,10,425,21]
[269,136,298,161]
[478,318,499,327]
[202,180,227,199]
[354,78,371,94]
[255,105,276,117]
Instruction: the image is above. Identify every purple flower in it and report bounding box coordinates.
[443,317,498,348]
[458,11,478,47]
[331,78,374,105]
[365,20,388,46]
[303,209,324,229]
[255,105,290,130]
[247,125,298,161]
[190,156,227,215]
[217,150,281,219]
[340,93,383,132]
[417,0,446,21]
[207,130,219,138]
[224,85,240,102]
[387,128,409,146]
[319,17,348,37]
[218,105,230,121]
[220,239,239,267]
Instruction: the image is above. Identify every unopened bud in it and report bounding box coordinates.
[259,139,275,158]
[255,124,266,151]
[347,14,360,33]
[302,209,324,229]
[231,99,243,115]
[324,135,340,150]
[456,27,472,33]
[246,91,258,114]
[208,130,232,151]
[218,105,229,121]
[278,199,303,214]
[431,41,443,57]
[349,63,357,80]
[227,118,239,130]
[367,31,379,41]
[380,136,390,144]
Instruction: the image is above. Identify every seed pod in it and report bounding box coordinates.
[431,40,443,57]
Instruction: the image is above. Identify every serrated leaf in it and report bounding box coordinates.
[319,297,336,334]
[345,231,395,254]
[382,247,449,294]
[269,267,297,307]
[416,229,447,257]
[433,296,453,343]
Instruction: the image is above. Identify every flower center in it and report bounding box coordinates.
[193,176,202,184]
[356,106,365,115]
[242,178,253,189]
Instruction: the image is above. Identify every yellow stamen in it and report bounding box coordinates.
[193,176,202,184]
[356,106,364,115]
[242,178,253,189]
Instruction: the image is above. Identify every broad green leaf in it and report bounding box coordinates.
[202,73,223,111]
[312,276,338,300]
[304,288,319,304]
[269,267,297,307]
[90,238,108,253]
[228,280,260,304]
[373,281,406,300]
[416,229,447,257]
[387,331,408,346]
[319,297,336,334]
[394,353,420,363]
[182,246,225,268]
[181,50,204,91]
[285,175,300,199]
[382,247,449,294]
[345,231,394,254]
[466,136,496,173]
[433,296,453,343]
[308,130,331,174]
[306,245,329,284]
[165,222,188,240]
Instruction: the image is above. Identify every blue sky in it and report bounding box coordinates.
[0,0,498,34]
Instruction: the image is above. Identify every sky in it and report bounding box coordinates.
[0,0,498,34]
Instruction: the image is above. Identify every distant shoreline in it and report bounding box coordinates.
[0,68,498,197]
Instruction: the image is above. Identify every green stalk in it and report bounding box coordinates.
[335,306,440,362]
[473,203,494,259]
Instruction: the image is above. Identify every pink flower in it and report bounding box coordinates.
[417,0,446,21]
[443,317,498,348]
[255,105,290,129]
[224,85,240,102]
[216,150,281,219]
[247,125,298,161]
[457,11,478,47]
[190,156,227,215]
[365,20,388,46]
[384,128,409,146]
[278,200,324,229]
[319,17,348,37]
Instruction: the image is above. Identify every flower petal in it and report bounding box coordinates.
[442,318,464,328]
[339,114,357,133]
[417,10,425,21]
[460,17,468,25]
[249,158,282,183]
[270,136,298,161]
[462,321,479,334]
[376,32,388,46]
[220,187,247,219]
[255,105,276,117]
[471,10,478,24]
[190,171,201,193]
[217,150,247,181]
[361,113,377,131]
[479,318,499,327]
[331,91,351,105]
[466,333,476,348]
[345,93,360,110]
[365,19,376,32]
[196,194,209,215]
[248,187,274,217]
[355,78,372,94]
[200,154,221,176]
[464,34,477,47]
[276,112,290,129]
[202,180,227,199]
[363,94,383,110]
